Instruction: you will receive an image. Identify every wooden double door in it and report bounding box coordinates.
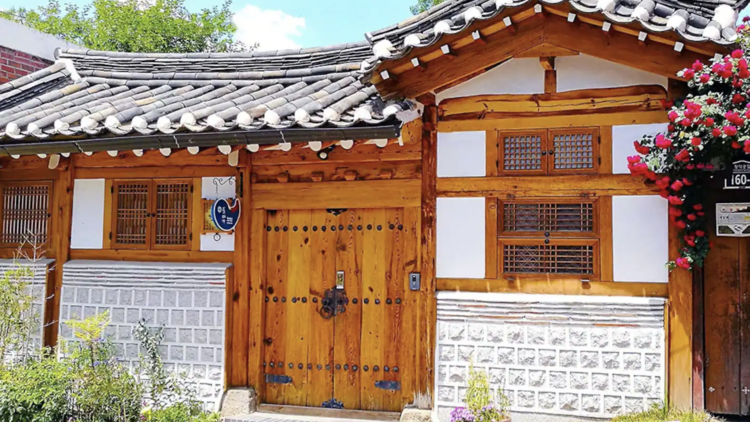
[260,207,420,411]
[704,234,750,415]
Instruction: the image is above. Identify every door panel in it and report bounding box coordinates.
[741,238,750,415]
[705,235,741,414]
[261,207,419,411]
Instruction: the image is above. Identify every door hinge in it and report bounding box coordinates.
[375,380,401,391]
[265,374,292,384]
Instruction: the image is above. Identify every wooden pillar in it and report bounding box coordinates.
[229,151,251,386]
[247,172,267,394]
[692,267,705,410]
[668,222,694,409]
[418,93,438,398]
[46,160,74,348]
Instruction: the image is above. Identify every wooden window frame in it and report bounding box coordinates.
[495,127,600,176]
[498,198,599,238]
[499,238,600,281]
[0,181,53,248]
[111,178,193,251]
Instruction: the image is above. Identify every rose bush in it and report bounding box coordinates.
[629,18,750,271]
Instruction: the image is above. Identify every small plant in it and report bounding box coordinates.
[0,263,37,363]
[612,402,721,422]
[451,362,510,422]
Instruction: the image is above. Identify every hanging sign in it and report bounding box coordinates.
[716,203,750,237]
[723,159,750,189]
[211,197,241,232]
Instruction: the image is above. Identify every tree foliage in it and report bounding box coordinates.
[410,0,447,15]
[629,18,750,271]
[0,0,251,53]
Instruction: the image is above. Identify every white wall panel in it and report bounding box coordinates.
[438,131,486,178]
[201,176,236,252]
[613,196,669,283]
[557,55,667,92]
[437,58,544,102]
[437,198,485,278]
[612,124,668,174]
[70,179,105,249]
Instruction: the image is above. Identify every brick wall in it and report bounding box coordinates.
[0,46,52,84]
[59,260,231,411]
[436,292,667,420]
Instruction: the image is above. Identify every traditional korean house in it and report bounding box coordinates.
[0,0,745,419]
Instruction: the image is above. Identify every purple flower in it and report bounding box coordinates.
[450,407,475,422]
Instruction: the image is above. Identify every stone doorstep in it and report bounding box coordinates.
[223,404,405,422]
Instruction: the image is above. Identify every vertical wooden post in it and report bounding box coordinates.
[419,93,438,399]
[668,222,694,409]
[247,190,267,394]
[692,266,705,410]
[46,160,74,348]
[229,151,251,387]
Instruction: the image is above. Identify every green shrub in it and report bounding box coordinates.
[451,362,510,422]
[0,355,71,422]
[143,403,221,422]
[612,402,722,422]
[0,265,37,363]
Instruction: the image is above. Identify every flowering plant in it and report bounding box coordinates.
[450,363,509,422]
[629,19,750,271]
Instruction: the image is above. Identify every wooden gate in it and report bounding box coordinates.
[704,233,750,415]
[260,207,420,411]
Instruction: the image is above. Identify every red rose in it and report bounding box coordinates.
[655,134,672,149]
[675,220,687,229]
[676,257,691,269]
[686,164,695,170]
[706,164,714,170]
[693,60,705,71]
[683,68,695,79]
[705,117,715,125]
[671,180,684,191]
[669,207,682,217]
[686,238,696,247]
[669,196,684,205]
[740,69,750,79]
[712,127,722,137]
[691,137,701,146]
[733,49,744,59]
[683,178,693,186]
[668,111,679,122]
[725,126,738,136]
[687,214,697,221]
[675,149,690,162]
[680,118,692,127]
[660,99,674,109]
[696,230,706,237]
[734,94,746,104]
[698,211,706,216]
[627,155,642,164]
[697,163,705,169]
[733,141,742,149]
[659,190,670,199]
[694,204,703,211]
[744,141,750,154]
[700,74,711,83]
[634,141,651,155]
[656,177,671,189]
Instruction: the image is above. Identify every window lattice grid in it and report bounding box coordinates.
[502,132,544,172]
[0,184,50,244]
[502,243,595,275]
[114,182,149,246]
[551,129,596,171]
[503,202,595,233]
[154,182,190,246]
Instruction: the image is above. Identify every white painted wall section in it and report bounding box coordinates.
[437,198,485,278]
[200,176,236,252]
[557,55,667,92]
[613,124,669,174]
[612,196,669,283]
[437,58,544,102]
[0,17,81,61]
[70,179,105,249]
[438,131,486,178]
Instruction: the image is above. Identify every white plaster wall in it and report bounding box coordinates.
[200,176,236,252]
[613,124,669,174]
[70,179,105,250]
[437,58,544,102]
[557,55,667,92]
[60,260,231,411]
[0,17,80,61]
[438,131,486,178]
[613,196,669,283]
[437,198,485,278]
[436,292,667,419]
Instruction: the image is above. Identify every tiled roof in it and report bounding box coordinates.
[0,43,410,149]
[363,0,744,68]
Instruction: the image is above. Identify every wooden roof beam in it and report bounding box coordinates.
[539,56,555,71]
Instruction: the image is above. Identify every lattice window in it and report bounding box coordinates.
[501,241,597,275]
[549,128,599,173]
[112,179,192,250]
[501,200,597,236]
[500,131,546,175]
[495,128,598,175]
[0,182,52,246]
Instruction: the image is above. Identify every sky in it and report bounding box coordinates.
[0,0,417,51]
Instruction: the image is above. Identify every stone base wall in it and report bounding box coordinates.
[0,258,53,362]
[436,292,666,420]
[60,260,231,411]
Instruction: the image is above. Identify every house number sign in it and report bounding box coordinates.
[723,159,750,189]
[716,203,750,237]
[211,197,241,232]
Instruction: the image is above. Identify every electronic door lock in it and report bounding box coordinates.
[409,273,421,291]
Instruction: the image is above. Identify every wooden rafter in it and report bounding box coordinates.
[515,42,578,58]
